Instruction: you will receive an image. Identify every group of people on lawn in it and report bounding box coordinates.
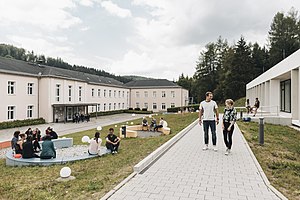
[11,127,58,159]
[142,117,167,131]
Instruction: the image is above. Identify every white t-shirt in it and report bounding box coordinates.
[88,138,102,155]
[199,100,218,121]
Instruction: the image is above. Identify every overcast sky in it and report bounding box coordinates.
[0,0,299,80]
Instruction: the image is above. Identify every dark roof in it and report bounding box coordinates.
[0,57,124,87]
[125,79,180,88]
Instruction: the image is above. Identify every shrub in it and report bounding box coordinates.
[128,107,133,110]
[142,108,148,111]
[0,118,45,130]
[134,108,141,111]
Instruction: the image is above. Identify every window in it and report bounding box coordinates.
[79,86,82,101]
[118,103,121,109]
[118,91,121,98]
[104,103,106,111]
[27,83,33,95]
[144,91,148,98]
[109,90,112,97]
[153,103,157,109]
[144,103,148,109]
[104,89,106,97]
[122,91,125,98]
[136,102,140,108]
[98,89,101,97]
[162,91,166,98]
[162,103,166,110]
[153,91,157,98]
[136,91,140,98]
[109,103,112,110]
[68,86,72,102]
[114,90,116,97]
[122,103,125,109]
[280,80,291,112]
[114,103,116,110]
[92,88,94,97]
[8,106,15,120]
[8,81,15,95]
[56,84,60,102]
[171,103,175,108]
[171,91,175,98]
[27,105,33,118]
[97,104,101,112]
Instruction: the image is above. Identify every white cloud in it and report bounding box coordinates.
[100,1,132,18]
[0,0,81,31]
[77,0,94,7]
[80,26,90,31]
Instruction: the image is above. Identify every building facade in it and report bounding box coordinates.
[246,49,300,126]
[0,57,188,123]
[125,79,189,112]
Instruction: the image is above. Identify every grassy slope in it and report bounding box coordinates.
[0,112,198,200]
[237,121,300,200]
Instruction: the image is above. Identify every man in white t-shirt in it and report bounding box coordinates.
[199,91,219,151]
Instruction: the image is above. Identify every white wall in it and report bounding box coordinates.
[0,73,38,122]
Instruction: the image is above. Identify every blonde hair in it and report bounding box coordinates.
[225,99,234,106]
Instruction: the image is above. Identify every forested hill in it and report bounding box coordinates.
[177,8,300,103]
[0,44,132,83]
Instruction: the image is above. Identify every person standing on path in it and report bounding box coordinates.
[199,91,219,151]
[222,99,237,155]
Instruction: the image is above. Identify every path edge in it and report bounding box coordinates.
[235,124,288,200]
[100,118,199,200]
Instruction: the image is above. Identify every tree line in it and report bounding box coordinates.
[0,44,131,83]
[177,8,300,103]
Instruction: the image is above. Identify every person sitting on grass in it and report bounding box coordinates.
[48,128,58,139]
[105,128,120,155]
[142,117,148,130]
[88,132,102,155]
[154,117,166,132]
[22,135,39,158]
[40,135,56,159]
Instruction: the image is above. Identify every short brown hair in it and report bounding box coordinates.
[225,99,234,106]
[206,91,213,97]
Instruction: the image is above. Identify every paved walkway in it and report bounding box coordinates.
[107,122,281,200]
[0,113,144,143]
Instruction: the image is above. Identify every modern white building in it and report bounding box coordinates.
[0,57,188,123]
[125,79,189,112]
[246,49,300,126]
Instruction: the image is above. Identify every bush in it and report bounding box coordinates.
[142,108,148,111]
[128,107,133,110]
[167,104,200,113]
[90,110,125,117]
[134,108,141,111]
[0,118,46,130]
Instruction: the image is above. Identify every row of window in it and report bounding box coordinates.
[7,105,33,120]
[8,81,34,95]
[57,84,129,102]
[135,91,175,98]
[135,103,176,110]
[94,103,126,112]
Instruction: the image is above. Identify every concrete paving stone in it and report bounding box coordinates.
[204,195,222,200]
[106,122,282,200]
[163,196,180,200]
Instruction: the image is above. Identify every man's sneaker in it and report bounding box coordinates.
[112,151,115,155]
[114,151,118,154]
[225,149,229,155]
[213,146,218,152]
[202,145,208,150]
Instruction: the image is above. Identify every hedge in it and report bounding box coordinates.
[0,118,46,130]
[89,109,153,117]
[167,104,200,113]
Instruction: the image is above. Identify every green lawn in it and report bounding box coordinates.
[0,112,198,200]
[237,121,300,200]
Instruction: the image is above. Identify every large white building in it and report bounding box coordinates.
[0,57,188,123]
[246,49,300,126]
